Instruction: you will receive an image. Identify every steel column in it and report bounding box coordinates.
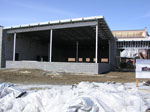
[13,33,16,61]
[95,24,98,63]
[76,41,79,62]
[50,29,53,62]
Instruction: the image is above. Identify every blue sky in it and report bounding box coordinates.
[0,0,150,31]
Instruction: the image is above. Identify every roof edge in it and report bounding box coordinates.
[112,29,145,32]
[4,16,104,30]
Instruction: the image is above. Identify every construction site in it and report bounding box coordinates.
[0,16,116,74]
[0,16,150,73]
[113,27,150,70]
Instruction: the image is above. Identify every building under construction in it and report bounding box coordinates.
[0,16,116,74]
[112,27,150,69]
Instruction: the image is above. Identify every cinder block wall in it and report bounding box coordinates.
[6,61,99,74]
[3,34,48,62]
[98,63,111,73]
[15,36,48,61]
[4,32,13,61]
[109,38,117,70]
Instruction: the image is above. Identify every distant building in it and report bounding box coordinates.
[112,27,150,69]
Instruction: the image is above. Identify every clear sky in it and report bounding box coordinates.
[0,0,150,31]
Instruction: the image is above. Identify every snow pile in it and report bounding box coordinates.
[0,82,149,112]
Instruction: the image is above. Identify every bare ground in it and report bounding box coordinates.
[0,68,139,85]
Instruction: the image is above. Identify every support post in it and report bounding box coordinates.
[13,33,16,61]
[95,24,98,63]
[76,41,79,62]
[50,29,53,62]
[136,78,138,87]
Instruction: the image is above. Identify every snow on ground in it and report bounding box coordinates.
[0,82,150,112]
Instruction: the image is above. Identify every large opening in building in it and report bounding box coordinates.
[7,25,110,63]
[14,30,49,62]
[52,26,96,63]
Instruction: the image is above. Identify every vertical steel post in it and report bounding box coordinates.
[50,29,53,62]
[95,24,98,63]
[13,33,16,61]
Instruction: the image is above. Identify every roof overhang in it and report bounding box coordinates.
[4,16,114,40]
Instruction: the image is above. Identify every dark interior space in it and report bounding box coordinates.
[52,26,96,62]
[13,25,109,63]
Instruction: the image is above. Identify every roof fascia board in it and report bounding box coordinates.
[6,21,98,34]
[4,16,103,30]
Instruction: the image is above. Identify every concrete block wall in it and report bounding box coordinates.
[15,36,48,61]
[98,63,111,73]
[1,30,11,67]
[3,34,48,62]
[6,61,99,74]
[109,38,117,70]
[4,33,13,61]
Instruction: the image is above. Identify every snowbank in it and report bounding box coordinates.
[0,82,149,112]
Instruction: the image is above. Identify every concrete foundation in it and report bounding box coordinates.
[6,61,111,74]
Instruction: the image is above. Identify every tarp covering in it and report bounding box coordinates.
[0,82,148,112]
[67,96,113,112]
[120,48,139,58]
[0,83,26,98]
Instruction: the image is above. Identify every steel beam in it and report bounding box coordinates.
[6,21,98,34]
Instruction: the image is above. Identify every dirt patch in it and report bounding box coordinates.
[0,68,137,85]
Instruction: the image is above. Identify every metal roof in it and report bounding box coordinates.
[4,16,104,29]
[3,16,114,40]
